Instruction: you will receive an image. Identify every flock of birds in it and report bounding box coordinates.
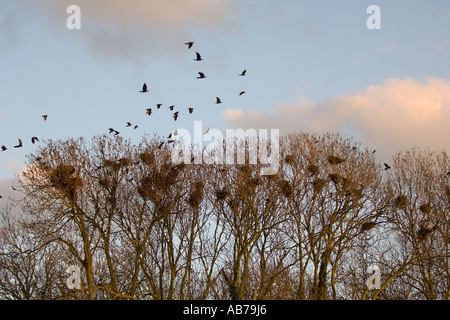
[107,41,247,141]
[0,41,247,198]
[1,114,47,152]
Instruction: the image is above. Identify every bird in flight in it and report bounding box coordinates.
[239,91,246,96]
[188,107,194,114]
[384,163,391,170]
[146,108,152,115]
[140,83,149,93]
[156,103,162,109]
[194,52,203,61]
[169,105,175,111]
[185,42,194,49]
[42,114,48,121]
[1,145,6,151]
[109,128,115,134]
[239,69,247,76]
[197,72,206,79]
[215,97,222,104]
[126,122,132,127]
[14,139,23,148]
[173,112,179,121]
[134,125,138,130]
[31,136,39,144]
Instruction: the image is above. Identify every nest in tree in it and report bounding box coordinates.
[280,180,294,198]
[103,158,130,170]
[329,173,343,185]
[187,181,204,208]
[417,225,436,242]
[139,152,155,166]
[394,195,408,208]
[137,175,157,202]
[313,178,326,193]
[419,203,431,214]
[216,189,229,200]
[49,164,83,200]
[118,157,130,167]
[327,155,345,165]
[250,177,260,187]
[307,164,319,175]
[361,221,377,232]
[285,155,295,165]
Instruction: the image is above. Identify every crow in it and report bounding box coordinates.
[197,72,206,79]
[134,125,138,130]
[215,97,222,104]
[169,105,175,111]
[1,145,6,151]
[194,52,203,61]
[109,128,115,133]
[126,122,132,127]
[42,114,48,121]
[239,69,247,76]
[146,108,152,115]
[239,91,246,96]
[139,83,149,93]
[31,136,39,144]
[185,41,194,49]
[384,163,391,170]
[173,112,179,121]
[188,107,194,114]
[14,139,23,148]
[156,103,162,109]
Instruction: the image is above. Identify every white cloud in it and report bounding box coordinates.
[223,77,450,160]
[20,0,242,63]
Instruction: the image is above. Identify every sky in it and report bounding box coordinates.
[1,0,450,201]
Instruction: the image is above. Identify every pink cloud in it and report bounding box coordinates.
[223,77,450,159]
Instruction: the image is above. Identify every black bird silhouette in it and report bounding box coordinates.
[139,83,149,93]
[169,105,175,111]
[185,41,194,49]
[215,97,222,104]
[239,69,247,76]
[446,170,450,176]
[14,139,23,148]
[31,136,39,144]
[134,125,138,130]
[1,145,6,151]
[42,114,48,121]
[156,103,162,109]
[114,130,120,136]
[173,112,179,121]
[109,128,115,133]
[194,52,203,61]
[384,163,391,170]
[146,108,152,115]
[239,91,246,96]
[126,122,132,127]
[188,107,194,114]
[197,72,206,79]
[158,141,164,149]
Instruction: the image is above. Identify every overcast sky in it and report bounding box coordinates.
[1,0,450,200]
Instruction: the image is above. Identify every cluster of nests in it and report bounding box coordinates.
[43,149,447,243]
